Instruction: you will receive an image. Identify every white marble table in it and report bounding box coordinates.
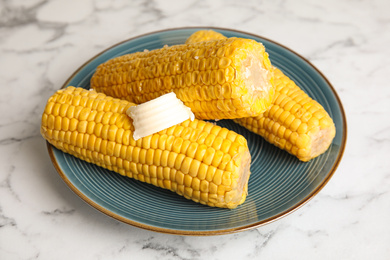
[1,0,389,259]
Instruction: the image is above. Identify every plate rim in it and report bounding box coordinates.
[46,26,347,236]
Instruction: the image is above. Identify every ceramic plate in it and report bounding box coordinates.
[47,27,347,235]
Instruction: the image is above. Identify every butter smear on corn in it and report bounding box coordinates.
[127,92,195,141]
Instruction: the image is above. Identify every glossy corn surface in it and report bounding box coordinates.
[41,87,251,208]
[186,30,336,161]
[90,37,275,120]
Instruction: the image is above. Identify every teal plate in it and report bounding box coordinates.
[47,27,347,236]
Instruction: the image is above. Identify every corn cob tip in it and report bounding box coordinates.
[185,30,226,44]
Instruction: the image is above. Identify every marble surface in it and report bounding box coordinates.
[1,0,389,259]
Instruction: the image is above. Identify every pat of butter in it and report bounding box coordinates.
[127,92,195,141]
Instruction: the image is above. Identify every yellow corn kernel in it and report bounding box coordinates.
[192,177,200,191]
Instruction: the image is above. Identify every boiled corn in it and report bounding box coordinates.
[41,86,251,208]
[186,30,336,161]
[90,37,275,120]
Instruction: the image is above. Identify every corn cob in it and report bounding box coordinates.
[237,68,336,161]
[41,86,251,209]
[90,37,275,120]
[186,30,336,161]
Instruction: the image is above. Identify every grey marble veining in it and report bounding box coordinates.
[1,0,390,259]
